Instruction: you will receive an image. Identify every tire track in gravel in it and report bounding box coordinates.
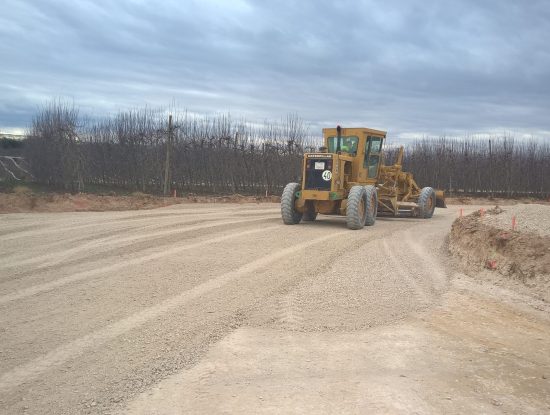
[275,290,305,331]
[0,223,278,305]
[0,223,41,237]
[402,226,449,295]
[0,230,346,393]
[0,210,271,259]
[0,214,200,243]
[0,208,279,266]
[380,218,451,304]
[1,215,277,271]
[0,220,287,375]
[247,222,421,333]
[0,219,282,292]
[0,217,210,263]
[0,207,279,242]
[381,238,431,305]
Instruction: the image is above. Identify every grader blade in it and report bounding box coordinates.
[435,190,447,208]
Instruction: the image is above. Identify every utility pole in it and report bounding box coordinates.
[163,114,173,196]
[489,139,494,197]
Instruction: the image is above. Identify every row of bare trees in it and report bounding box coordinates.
[25,102,313,194]
[399,137,550,197]
[24,102,550,198]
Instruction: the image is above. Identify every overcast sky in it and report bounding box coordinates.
[1,0,549,139]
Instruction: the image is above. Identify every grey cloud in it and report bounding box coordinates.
[1,0,549,139]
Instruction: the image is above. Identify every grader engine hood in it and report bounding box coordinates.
[303,154,333,190]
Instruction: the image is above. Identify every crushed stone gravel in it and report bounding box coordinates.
[482,203,550,237]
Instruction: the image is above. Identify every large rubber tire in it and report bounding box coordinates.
[346,185,367,230]
[281,182,303,224]
[364,185,378,226]
[302,202,318,221]
[418,187,436,219]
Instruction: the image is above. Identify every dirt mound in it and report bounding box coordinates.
[183,193,280,204]
[0,192,177,213]
[0,189,281,213]
[449,205,550,302]
[445,196,550,206]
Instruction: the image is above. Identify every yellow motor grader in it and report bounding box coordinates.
[281,126,446,230]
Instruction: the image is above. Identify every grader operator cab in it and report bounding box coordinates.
[281,126,446,230]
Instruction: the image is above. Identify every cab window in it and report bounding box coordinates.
[327,136,359,154]
[369,138,382,153]
[364,136,382,178]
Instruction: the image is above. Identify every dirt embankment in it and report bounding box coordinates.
[449,204,550,302]
[445,196,550,206]
[2,188,548,215]
[0,187,281,213]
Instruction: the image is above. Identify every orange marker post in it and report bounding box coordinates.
[512,215,517,231]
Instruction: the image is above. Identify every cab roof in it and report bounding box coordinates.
[322,127,387,137]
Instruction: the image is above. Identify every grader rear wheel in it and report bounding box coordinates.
[346,185,367,230]
[364,185,378,226]
[418,187,436,219]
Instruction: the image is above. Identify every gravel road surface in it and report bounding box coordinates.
[1,203,549,414]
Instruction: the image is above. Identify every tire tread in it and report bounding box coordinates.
[281,182,303,224]
[418,187,436,219]
[346,186,367,230]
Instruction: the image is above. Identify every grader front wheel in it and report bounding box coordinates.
[281,182,303,224]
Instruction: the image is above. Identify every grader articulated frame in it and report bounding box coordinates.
[377,146,446,217]
[281,126,446,230]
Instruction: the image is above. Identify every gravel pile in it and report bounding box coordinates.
[483,204,550,237]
